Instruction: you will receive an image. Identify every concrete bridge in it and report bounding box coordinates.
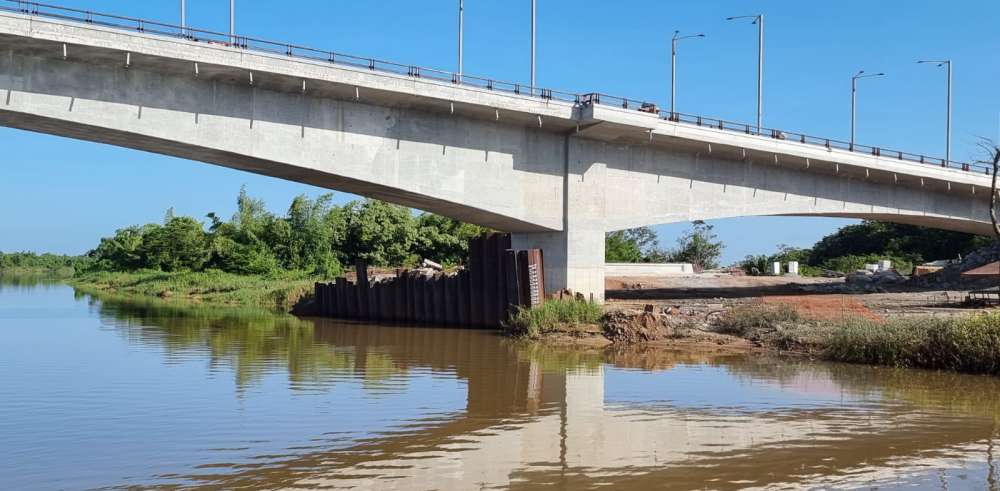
[0,3,993,300]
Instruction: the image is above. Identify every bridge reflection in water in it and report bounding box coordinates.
[88,295,1000,490]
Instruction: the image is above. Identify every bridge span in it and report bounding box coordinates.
[0,3,992,300]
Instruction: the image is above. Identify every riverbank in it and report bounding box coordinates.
[71,270,319,311]
[514,299,1000,376]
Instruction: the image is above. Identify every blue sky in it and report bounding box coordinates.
[2,0,998,264]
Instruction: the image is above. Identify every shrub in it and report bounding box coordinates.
[505,299,604,338]
[714,302,801,337]
[826,318,934,368]
[825,313,1000,374]
[740,255,771,276]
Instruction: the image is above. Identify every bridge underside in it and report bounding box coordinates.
[0,13,993,302]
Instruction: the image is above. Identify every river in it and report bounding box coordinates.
[1,278,998,490]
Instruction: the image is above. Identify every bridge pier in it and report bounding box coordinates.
[512,228,605,303]
[513,137,607,302]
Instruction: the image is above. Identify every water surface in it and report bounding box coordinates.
[1,280,998,490]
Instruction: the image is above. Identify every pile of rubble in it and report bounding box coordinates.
[602,307,673,344]
[908,243,1000,289]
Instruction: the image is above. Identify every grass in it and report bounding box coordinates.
[71,269,320,311]
[714,302,801,338]
[0,265,77,278]
[826,313,1000,375]
[505,299,604,338]
[710,302,1000,375]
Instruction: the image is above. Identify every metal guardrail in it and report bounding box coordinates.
[582,93,990,175]
[1,0,987,175]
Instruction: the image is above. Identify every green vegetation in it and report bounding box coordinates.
[72,269,317,311]
[740,220,992,275]
[606,221,724,269]
[714,303,801,338]
[826,314,1000,374]
[0,251,88,277]
[710,303,1000,376]
[605,227,664,263]
[505,299,604,338]
[64,187,491,309]
[85,187,488,277]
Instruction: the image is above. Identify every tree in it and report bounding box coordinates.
[286,194,339,274]
[88,225,147,271]
[605,230,643,263]
[140,216,210,271]
[605,227,667,263]
[414,213,489,265]
[342,199,419,266]
[982,140,1000,241]
[666,221,723,270]
[809,220,988,267]
[83,188,493,276]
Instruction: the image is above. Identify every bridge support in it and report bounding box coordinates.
[512,228,605,303]
[514,137,607,302]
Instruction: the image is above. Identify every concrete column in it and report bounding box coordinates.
[513,136,607,302]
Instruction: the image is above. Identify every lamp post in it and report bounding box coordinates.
[458,0,464,80]
[530,0,536,91]
[726,14,763,132]
[229,0,235,44]
[850,70,885,149]
[670,31,705,117]
[180,0,185,36]
[918,59,952,165]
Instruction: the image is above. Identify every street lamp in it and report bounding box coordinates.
[670,30,705,117]
[229,0,235,44]
[458,0,464,80]
[180,0,185,36]
[726,14,764,132]
[530,0,536,91]
[851,70,885,149]
[917,59,952,165]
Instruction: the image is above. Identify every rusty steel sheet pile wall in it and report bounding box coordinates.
[313,233,544,328]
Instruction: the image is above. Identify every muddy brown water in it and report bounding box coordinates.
[1,279,999,490]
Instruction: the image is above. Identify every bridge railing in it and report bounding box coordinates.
[0,0,581,105]
[582,92,990,175]
[2,0,989,176]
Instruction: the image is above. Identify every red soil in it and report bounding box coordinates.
[762,295,882,322]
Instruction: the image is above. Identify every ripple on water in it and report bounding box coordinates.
[1,283,999,490]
